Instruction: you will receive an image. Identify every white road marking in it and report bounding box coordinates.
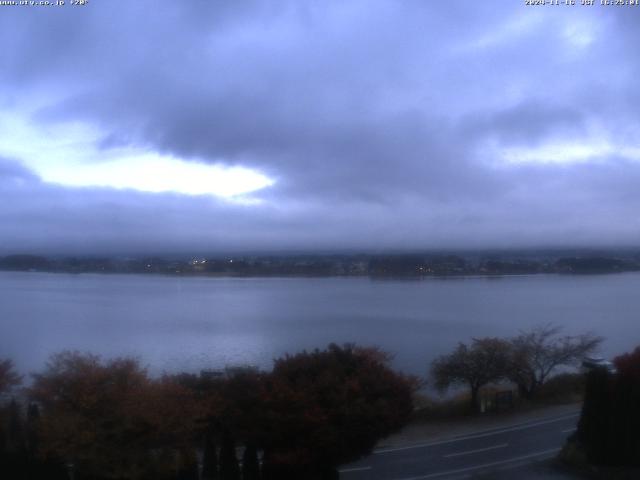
[392,447,561,480]
[338,466,372,473]
[443,443,508,458]
[375,413,579,454]
[561,427,576,433]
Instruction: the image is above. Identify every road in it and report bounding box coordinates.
[339,411,580,479]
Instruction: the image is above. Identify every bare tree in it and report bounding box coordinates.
[507,324,603,399]
[431,338,511,412]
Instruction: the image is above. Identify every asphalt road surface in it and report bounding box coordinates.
[339,411,580,480]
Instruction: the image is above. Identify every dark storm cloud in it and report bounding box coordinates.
[461,102,588,146]
[1,1,640,253]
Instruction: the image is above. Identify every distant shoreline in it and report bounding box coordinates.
[1,268,637,281]
[1,252,639,278]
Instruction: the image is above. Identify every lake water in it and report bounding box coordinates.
[1,271,638,378]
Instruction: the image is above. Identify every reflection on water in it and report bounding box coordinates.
[1,271,638,376]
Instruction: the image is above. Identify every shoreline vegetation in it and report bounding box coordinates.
[0,356,592,480]
[1,327,619,479]
[2,249,640,278]
[0,344,417,480]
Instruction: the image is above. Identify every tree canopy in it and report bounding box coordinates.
[431,337,511,412]
[260,343,417,478]
[29,351,202,480]
[0,359,22,395]
[4,344,416,480]
[431,326,603,410]
[507,324,602,399]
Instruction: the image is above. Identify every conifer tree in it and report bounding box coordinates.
[242,443,260,480]
[176,448,199,480]
[201,430,219,480]
[219,432,239,480]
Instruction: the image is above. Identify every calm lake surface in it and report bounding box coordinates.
[1,271,638,377]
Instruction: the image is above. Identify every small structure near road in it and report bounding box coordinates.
[480,389,515,413]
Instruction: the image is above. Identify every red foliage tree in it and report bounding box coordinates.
[260,343,416,478]
[614,345,640,381]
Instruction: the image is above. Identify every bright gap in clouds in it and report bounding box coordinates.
[0,111,274,198]
[500,142,640,165]
[38,153,275,198]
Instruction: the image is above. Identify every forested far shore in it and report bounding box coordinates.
[2,250,640,277]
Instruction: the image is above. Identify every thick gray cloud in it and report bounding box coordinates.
[1,1,639,254]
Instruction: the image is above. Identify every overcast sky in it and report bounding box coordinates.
[1,0,639,255]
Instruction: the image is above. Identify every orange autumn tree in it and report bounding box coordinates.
[29,351,202,480]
